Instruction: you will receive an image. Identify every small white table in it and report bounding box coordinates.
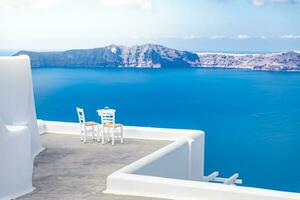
[97,109,116,115]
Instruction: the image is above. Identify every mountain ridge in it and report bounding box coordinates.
[14,44,300,71]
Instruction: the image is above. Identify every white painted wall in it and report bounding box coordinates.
[0,56,43,200]
[40,121,300,200]
[106,173,300,200]
[113,131,204,181]
[135,140,189,180]
[42,120,205,181]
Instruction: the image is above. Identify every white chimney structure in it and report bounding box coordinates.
[0,56,44,199]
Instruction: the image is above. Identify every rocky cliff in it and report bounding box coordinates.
[15,44,200,68]
[14,44,300,71]
[198,51,300,71]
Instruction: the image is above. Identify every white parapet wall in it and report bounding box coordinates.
[42,120,300,200]
[0,56,44,200]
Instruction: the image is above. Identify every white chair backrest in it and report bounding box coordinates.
[76,107,85,124]
[98,109,115,125]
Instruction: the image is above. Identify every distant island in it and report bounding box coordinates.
[14,44,300,71]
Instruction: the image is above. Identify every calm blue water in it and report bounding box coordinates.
[32,67,300,193]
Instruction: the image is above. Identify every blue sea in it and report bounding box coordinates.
[32,67,300,193]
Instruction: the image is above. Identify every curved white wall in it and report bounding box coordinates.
[135,140,190,180]
[0,56,43,200]
[41,121,300,200]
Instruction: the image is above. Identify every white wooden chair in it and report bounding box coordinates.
[76,107,100,143]
[97,109,123,145]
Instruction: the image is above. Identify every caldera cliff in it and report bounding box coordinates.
[14,44,300,71]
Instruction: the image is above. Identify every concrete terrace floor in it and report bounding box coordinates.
[18,133,169,200]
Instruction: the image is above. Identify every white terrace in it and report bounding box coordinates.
[0,56,300,200]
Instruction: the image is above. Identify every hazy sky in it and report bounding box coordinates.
[0,0,300,52]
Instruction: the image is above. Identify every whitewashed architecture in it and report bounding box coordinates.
[40,121,300,200]
[0,56,43,200]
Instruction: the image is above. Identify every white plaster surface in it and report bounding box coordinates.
[41,120,300,200]
[0,56,43,200]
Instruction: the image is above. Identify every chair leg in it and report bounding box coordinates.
[97,125,100,142]
[120,126,124,144]
[112,128,115,145]
[92,126,95,141]
[102,126,105,144]
[80,129,83,142]
[84,126,87,144]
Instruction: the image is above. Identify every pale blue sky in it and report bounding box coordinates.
[0,0,299,52]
